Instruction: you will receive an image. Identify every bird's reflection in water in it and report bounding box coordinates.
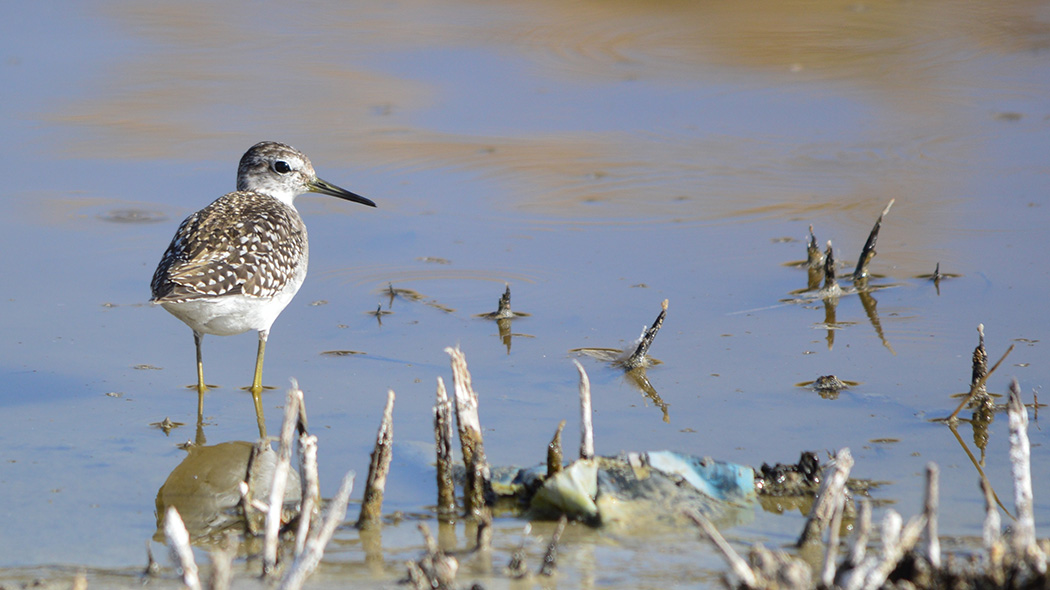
[154,440,301,546]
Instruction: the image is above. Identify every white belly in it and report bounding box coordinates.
[160,271,305,336]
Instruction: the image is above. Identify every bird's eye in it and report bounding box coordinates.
[272,160,292,174]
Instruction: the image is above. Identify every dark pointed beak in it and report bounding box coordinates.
[308,177,376,208]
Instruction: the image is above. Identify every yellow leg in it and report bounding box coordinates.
[251,330,267,394]
[252,390,267,439]
[193,331,207,423]
[251,330,268,438]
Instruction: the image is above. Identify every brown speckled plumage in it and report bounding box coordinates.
[150,192,307,302]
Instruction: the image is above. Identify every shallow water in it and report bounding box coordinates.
[1,0,1049,585]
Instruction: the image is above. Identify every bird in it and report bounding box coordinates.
[150,141,376,431]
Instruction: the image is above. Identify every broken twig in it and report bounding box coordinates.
[357,390,395,529]
[821,241,842,299]
[1007,378,1040,563]
[279,471,355,590]
[798,447,853,548]
[447,346,491,517]
[841,511,926,590]
[807,225,824,269]
[434,377,456,518]
[574,360,594,460]
[822,492,846,587]
[981,476,1002,552]
[621,299,668,370]
[924,462,941,568]
[264,385,303,576]
[163,507,202,590]
[547,420,566,477]
[853,199,894,280]
[294,433,320,556]
[948,337,1014,421]
[685,509,757,588]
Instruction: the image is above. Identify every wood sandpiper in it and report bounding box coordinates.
[150,141,376,432]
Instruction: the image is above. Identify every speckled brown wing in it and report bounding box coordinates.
[150,192,307,303]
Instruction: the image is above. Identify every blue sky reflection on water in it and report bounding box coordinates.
[1,0,1049,580]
